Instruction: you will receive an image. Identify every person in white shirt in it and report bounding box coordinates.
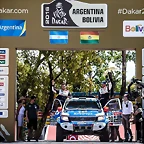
[99,81,112,107]
[122,94,134,142]
[16,96,26,141]
[52,80,70,105]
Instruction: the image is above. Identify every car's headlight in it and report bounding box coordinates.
[98,116,105,121]
[61,115,69,121]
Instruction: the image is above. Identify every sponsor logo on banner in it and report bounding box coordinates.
[0,20,26,36]
[41,0,107,28]
[0,93,5,96]
[0,48,9,67]
[0,88,5,91]
[0,55,5,59]
[123,20,144,37]
[0,67,9,75]
[0,60,5,64]
[0,82,4,86]
[0,103,4,107]
[0,97,5,101]
[0,78,4,81]
[0,112,3,115]
[0,50,6,54]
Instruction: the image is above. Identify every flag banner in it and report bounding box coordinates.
[80,31,99,44]
[49,31,68,44]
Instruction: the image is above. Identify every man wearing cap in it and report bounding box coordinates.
[99,81,112,107]
[122,94,134,142]
[25,96,39,141]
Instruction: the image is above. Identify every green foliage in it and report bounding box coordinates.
[17,50,136,109]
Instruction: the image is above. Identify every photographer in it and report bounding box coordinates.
[122,94,134,142]
[134,102,142,142]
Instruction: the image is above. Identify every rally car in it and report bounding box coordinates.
[55,96,110,142]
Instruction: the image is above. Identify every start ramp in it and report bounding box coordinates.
[43,125,136,141]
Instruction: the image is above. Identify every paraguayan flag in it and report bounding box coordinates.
[49,31,68,44]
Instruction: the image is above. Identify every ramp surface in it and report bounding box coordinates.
[45,124,136,141]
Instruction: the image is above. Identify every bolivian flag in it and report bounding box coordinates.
[80,31,99,44]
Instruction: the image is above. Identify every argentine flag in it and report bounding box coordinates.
[49,31,68,44]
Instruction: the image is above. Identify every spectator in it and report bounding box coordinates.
[122,94,134,142]
[16,96,26,141]
[25,96,39,142]
[134,102,142,142]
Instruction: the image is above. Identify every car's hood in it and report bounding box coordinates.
[63,109,104,117]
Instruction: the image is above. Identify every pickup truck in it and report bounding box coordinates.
[55,96,109,142]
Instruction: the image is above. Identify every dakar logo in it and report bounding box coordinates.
[52,2,68,25]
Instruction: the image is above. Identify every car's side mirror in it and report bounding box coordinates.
[103,106,109,112]
[57,107,62,112]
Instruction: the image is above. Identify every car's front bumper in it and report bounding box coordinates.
[60,121,107,131]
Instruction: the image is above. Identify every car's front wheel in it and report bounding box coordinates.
[56,124,64,142]
[99,125,109,142]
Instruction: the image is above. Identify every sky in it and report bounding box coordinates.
[109,61,135,81]
[126,61,135,81]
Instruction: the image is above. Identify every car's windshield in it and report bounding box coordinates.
[65,99,101,109]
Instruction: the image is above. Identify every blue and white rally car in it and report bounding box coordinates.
[55,96,109,142]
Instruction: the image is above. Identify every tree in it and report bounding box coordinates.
[120,50,126,98]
